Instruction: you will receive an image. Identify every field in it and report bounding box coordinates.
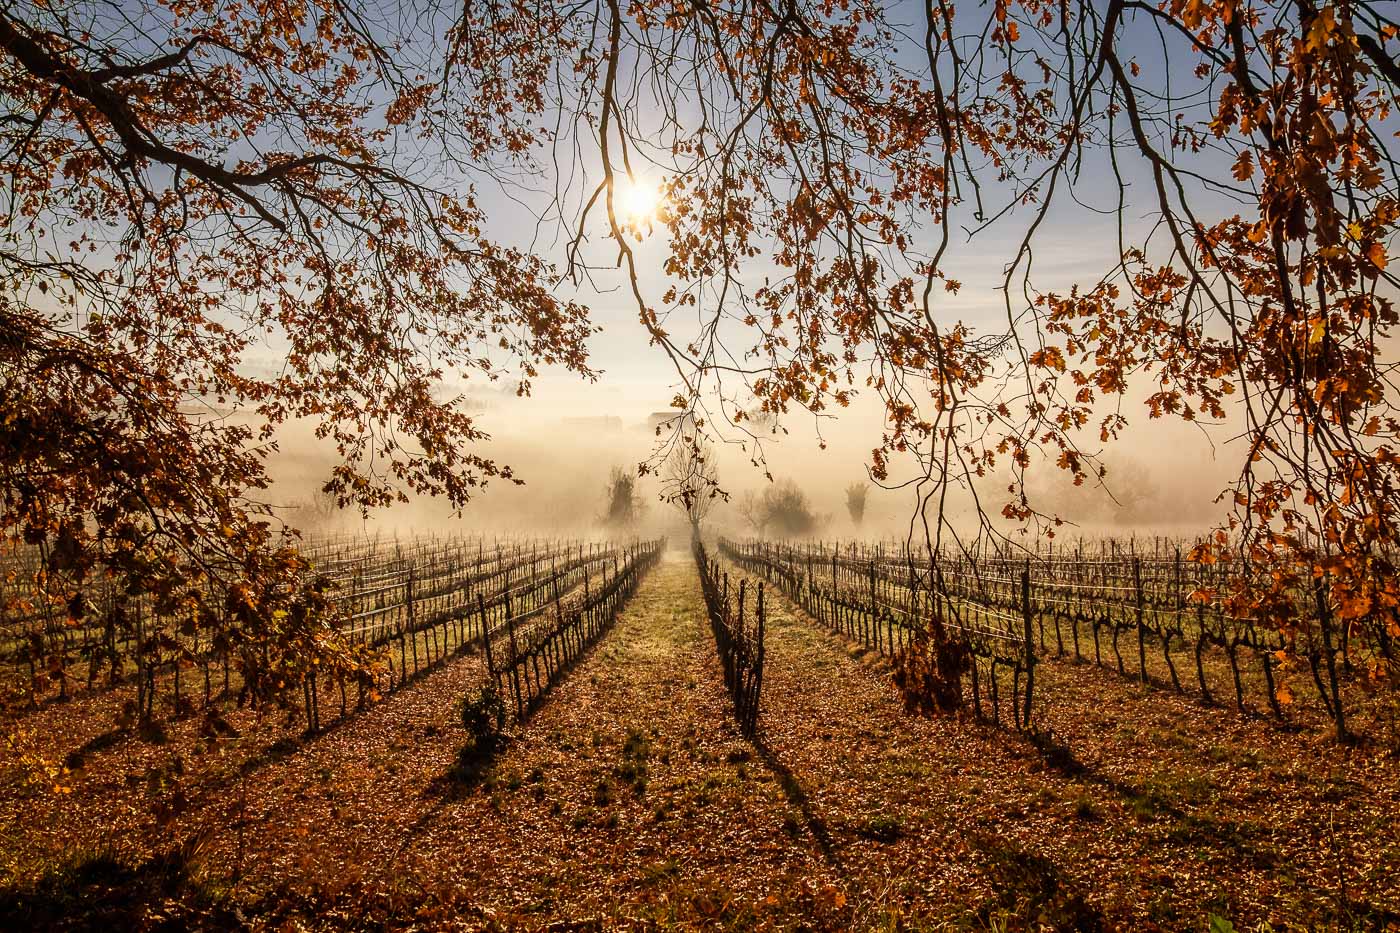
[1,538,1398,931]
[8,1,1400,930]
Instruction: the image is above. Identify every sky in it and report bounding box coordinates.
[210,1,1356,539]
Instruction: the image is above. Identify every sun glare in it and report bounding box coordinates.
[617,176,662,225]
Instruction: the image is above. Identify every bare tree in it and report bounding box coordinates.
[737,490,766,536]
[292,489,344,536]
[661,438,722,540]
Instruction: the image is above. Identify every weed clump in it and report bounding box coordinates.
[449,685,506,785]
[617,727,651,794]
[858,813,904,843]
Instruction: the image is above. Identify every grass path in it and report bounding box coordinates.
[396,549,846,927]
[159,550,845,927]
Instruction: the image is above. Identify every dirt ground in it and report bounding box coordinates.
[2,547,1398,930]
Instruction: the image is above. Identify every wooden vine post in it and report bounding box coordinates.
[754,583,766,734]
[1020,563,1034,731]
[1314,578,1348,742]
[868,560,878,651]
[504,591,524,720]
[1133,557,1148,687]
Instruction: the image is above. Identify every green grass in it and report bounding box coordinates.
[857,813,904,843]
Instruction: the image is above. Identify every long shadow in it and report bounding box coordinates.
[62,726,129,770]
[399,605,633,852]
[1028,728,1205,821]
[1,673,137,724]
[717,569,844,869]
[0,844,239,932]
[41,633,488,808]
[191,638,491,799]
[420,734,513,803]
[1027,729,1137,797]
[1025,729,1282,870]
[966,828,1106,931]
[750,732,842,869]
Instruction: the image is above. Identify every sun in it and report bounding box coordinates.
[617,176,663,225]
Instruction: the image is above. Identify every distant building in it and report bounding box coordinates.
[643,410,696,434]
[562,415,624,432]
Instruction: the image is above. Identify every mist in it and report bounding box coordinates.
[260,367,1238,546]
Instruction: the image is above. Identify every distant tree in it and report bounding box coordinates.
[292,489,344,536]
[659,438,722,539]
[743,479,819,539]
[741,407,780,433]
[1085,457,1158,526]
[845,483,869,528]
[602,467,643,530]
[737,490,766,536]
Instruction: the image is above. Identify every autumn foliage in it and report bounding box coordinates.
[0,1,592,696]
[2,0,1399,703]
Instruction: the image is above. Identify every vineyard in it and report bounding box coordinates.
[6,0,1400,926]
[0,535,1398,930]
[0,535,661,731]
[722,537,1381,740]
